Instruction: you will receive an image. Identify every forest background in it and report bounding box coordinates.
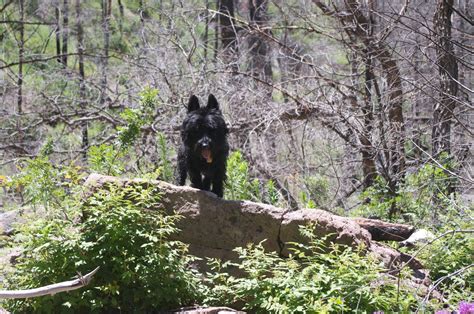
[0,0,472,312]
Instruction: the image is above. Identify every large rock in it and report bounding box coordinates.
[83,174,421,273]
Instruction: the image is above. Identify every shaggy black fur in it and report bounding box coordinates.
[177,94,229,197]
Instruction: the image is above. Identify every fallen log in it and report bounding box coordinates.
[83,174,424,274]
[352,218,415,241]
[0,267,99,299]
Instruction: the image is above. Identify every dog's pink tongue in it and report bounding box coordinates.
[202,148,213,163]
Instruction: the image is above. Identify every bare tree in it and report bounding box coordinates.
[75,0,87,159]
[100,0,112,105]
[61,0,69,67]
[432,0,458,157]
[218,0,237,52]
[17,0,24,115]
[54,1,61,63]
[248,0,272,80]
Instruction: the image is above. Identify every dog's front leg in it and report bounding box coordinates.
[188,169,203,190]
[211,173,225,198]
[202,176,211,191]
[176,147,187,186]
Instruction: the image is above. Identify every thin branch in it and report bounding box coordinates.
[0,267,100,299]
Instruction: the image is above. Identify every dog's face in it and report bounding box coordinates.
[181,94,228,163]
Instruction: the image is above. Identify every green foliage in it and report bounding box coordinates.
[299,191,317,209]
[117,108,144,148]
[355,154,457,225]
[8,139,83,210]
[355,155,472,308]
[204,225,418,313]
[264,180,279,206]
[225,151,261,201]
[117,87,158,148]
[156,133,174,182]
[303,175,330,207]
[417,207,473,310]
[87,87,160,176]
[225,151,281,204]
[87,144,125,176]
[4,184,204,312]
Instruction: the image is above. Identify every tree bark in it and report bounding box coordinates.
[204,0,209,61]
[353,218,415,241]
[360,49,376,188]
[61,0,69,67]
[100,0,111,105]
[54,2,61,63]
[17,0,24,115]
[76,0,88,160]
[248,0,272,80]
[312,0,406,196]
[432,0,458,157]
[218,0,236,52]
[117,0,124,36]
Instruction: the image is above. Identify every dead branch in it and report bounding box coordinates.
[0,267,99,299]
[353,218,415,241]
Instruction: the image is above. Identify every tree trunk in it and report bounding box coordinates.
[376,43,405,199]
[61,0,69,67]
[204,0,209,61]
[214,0,219,61]
[100,0,111,105]
[218,0,236,52]
[312,0,405,192]
[17,0,24,115]
[248,0,272,80]
[360,50,376,188]
[76,0,88,160]
[117,0,124,36]
[54,2,61,63]
[432,0,458,157]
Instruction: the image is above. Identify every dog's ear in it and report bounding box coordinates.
[187,95,200,112]
[207,94,219,110]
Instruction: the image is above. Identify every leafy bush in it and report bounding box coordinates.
[301,175,330,208]
[9,138,83,210]
[355,155,472,309]
[355,155,458,226]
[417,207,474,310]
[155,133,174,183]
[225,151,260,201]
[225,151,281,205]
[87,87,160,176]
[4,184,204,312]
[204,225,419,313]
[87,144,125,176]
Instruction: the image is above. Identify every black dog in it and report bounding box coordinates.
[177,94,229,197]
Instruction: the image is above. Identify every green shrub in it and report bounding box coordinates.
[87,87,160,176]
[225,151,260,201]
[354,155,472,309]
[87,144,125,176]
[417,206,473,310]
[156,133,174,183]
[4,183,204,313]
[204,225,419,313]
[355,154,458,226]
[225,151,281,205]
[9,138,83,210]
[302,175,330,207]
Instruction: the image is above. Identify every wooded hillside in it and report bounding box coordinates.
[0,1,472,313]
